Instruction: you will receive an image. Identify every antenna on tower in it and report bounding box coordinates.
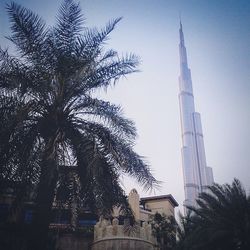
[179,11,182,28]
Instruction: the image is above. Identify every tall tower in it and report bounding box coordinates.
[178,22,214,211]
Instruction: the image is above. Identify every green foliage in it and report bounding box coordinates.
[175,179,250,250]
[0,0,158,249]
[151,212,177,250]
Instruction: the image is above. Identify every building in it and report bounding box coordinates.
[0,185,96,250]
[0,185,178,250]
[92,189,178,250]
[128,189,178,222]
[178,22,214,212]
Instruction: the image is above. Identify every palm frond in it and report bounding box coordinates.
[55,0,84,53]
[0,47,52,96]
[6,2,47,61]
[71,96,137,139]
[71,120,157,190]
[84,53,140,91]
[75,17,122,59]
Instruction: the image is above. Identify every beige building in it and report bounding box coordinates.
[128,189,178,222]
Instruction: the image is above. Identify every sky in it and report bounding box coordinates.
[1,0,250,213]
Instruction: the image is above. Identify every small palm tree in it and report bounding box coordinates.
[175,179,250,250]
[193,179,250,250]
[0,1,157,249]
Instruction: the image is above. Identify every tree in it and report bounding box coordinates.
[174,211,200,250]
[151,212,177,250]
[0,1,157,249]
[175,179,250,250]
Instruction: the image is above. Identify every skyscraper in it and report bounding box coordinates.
[178,22,214,211]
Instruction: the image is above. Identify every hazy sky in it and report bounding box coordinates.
[1,0,250,213]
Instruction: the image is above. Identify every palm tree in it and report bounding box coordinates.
[0,1,157,249]
[193,179,250,250]
[175,179,250,250]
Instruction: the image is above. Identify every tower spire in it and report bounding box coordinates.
[178,22,214,213]
[179,12,182,29]
[179,19,184,45]
[179,22,189,78]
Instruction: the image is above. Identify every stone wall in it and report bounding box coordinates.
[92,217,157,250]
[57,233,93,250]
[92,237,154,250]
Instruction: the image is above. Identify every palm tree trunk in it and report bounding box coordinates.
[70,194,78,231]
[27,139,58,250]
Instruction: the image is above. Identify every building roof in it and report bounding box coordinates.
[140,194,179,207]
